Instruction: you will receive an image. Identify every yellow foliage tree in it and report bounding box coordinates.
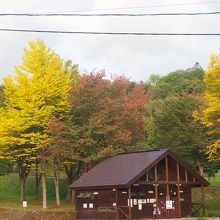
[194,53,220,160]
[0,39,75,206]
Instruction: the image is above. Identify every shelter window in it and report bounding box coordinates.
[148,169,155,181]
[147,164,164,181]
[138,191,146,196]
[131,191,138,196]
[132,190,146,197]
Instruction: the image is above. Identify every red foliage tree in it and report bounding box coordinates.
[69,72,146,163]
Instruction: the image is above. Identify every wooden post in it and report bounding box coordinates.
[165,156,169,218]
[185,169,188,182]
[176,163,181,218]
[201,184,205,216]
[116,189,119,220]
[154,165,158,218]
[165,157,169,196]
[146,172,149,182]
[128,187,132,220]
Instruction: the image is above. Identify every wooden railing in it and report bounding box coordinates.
[117,206,130,220]
[192,203,202,216]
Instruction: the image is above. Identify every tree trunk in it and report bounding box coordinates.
[64,163,82,202]
[42,161,47,209]
[198,164,204,177]
[72,190,75,204]
[65,164,75,202]
[19,166,29,202]
[34,164,41,200]
[54,163,61,207]
[66,174,73,202]
[83,162,88,173]
[195,158,204,177]
[20,176,27,202]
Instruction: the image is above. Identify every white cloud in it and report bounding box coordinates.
[0,0,220,83]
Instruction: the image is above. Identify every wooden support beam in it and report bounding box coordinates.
[201,184,205,216]
[128,187,132,220]
[165,157,169,197]
[165,156,169,218]
[137,180,199,185]
[165,156,169,182]
[146,172,149,182]
[177,162,180,181]
[154,165,158,218]
[155,165,158,181]
[116,189,119,220]
[185,169,188,182]
[177,163,181,218]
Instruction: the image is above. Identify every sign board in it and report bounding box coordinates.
[23,201,27,208]
[138,203,142,210]
[166,200,173,209]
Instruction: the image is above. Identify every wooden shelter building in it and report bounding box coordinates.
[70,149,209,219]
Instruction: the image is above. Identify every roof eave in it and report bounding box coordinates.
[70,184,128,191]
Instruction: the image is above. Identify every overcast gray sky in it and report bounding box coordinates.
[0,0,219,83]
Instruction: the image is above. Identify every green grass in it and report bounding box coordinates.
[0,174,67,201]
[0,174,74,219]
[209,170,220,187]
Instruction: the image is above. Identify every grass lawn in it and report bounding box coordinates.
[0,174,74,219]
[0,174,68,201]
[209,170,220,187]
[0,174,72,210]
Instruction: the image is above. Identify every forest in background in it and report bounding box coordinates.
[0,39,219,209]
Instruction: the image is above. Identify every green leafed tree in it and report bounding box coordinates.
[146,95,209,175]
[148,64,204,99]
[146,65,218,176]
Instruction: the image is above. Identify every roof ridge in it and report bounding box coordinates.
[116,149,167,156]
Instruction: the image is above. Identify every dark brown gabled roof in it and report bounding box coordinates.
[70,149,209,190]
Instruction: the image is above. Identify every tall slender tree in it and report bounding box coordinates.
[0,39,74,207]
